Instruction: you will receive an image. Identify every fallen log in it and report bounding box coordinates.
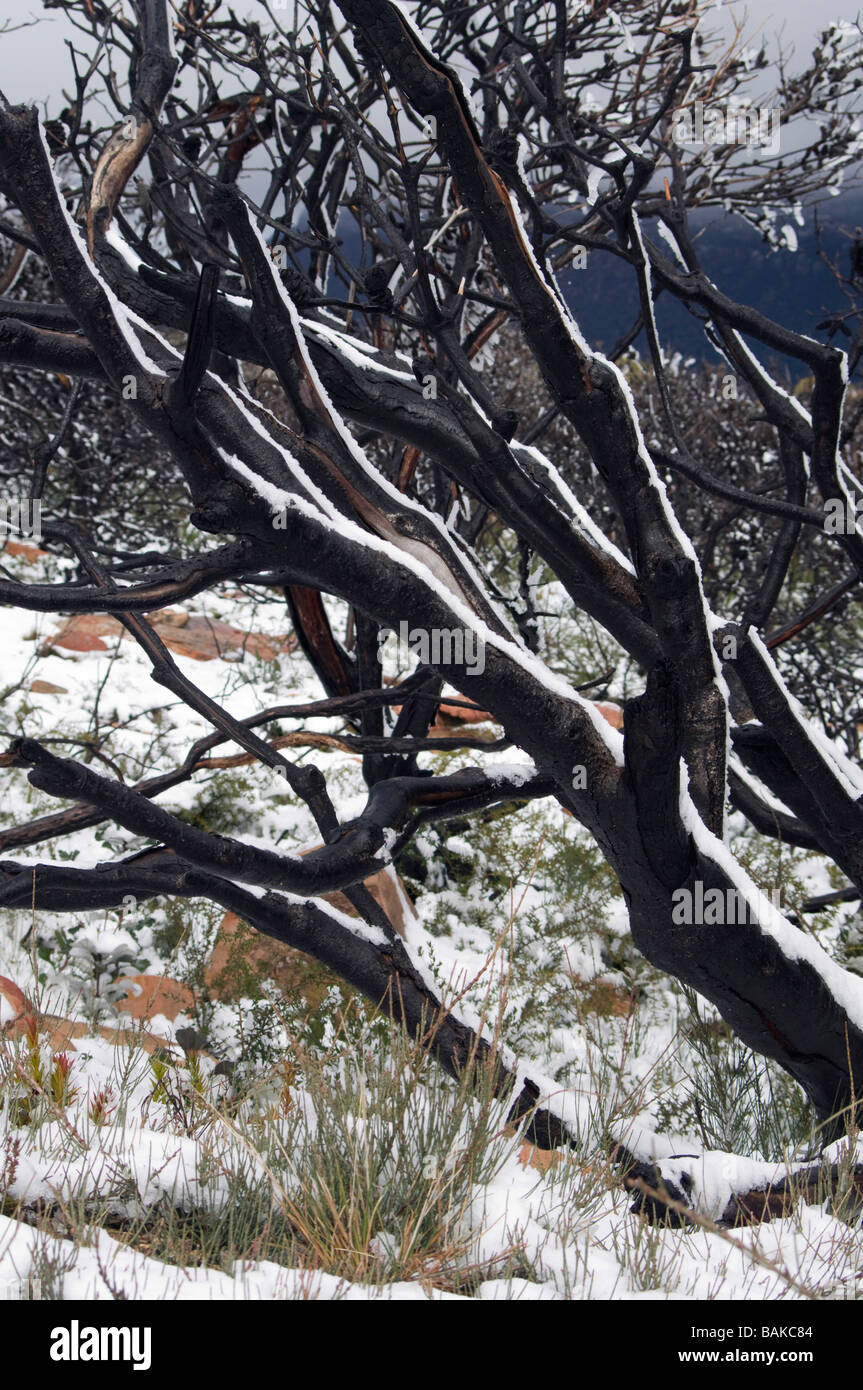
[611,1140,863,1227]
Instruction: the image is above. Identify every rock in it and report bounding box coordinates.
[0,973,170,1055]
[517,1141,565,1173]
[204,911,333,1005]
[204,868,416,1002]
[570,974,634,1018]
[152,613,289,662]
[115,973,196,1022]
[0,973,32,1031]
[398,698,623,734]
[595,702,624,730]
[44,609,293,663]
[41,1015,172,1056]
[358,865,415,938]
[47,614,115,652]
[174,1026,208,1054]
[2,540,49,563]
[436,701,495,724]
[426,721,499,741]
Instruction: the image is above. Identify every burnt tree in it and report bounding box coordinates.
[1,0,863,1178]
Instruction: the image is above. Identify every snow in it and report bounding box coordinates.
[237,204,513,617]
[655,220,689,270]
[722,328,813,428]
[222,450,626,768]
[679,763,863,1031]
[516,443,637,576]
[4,91,863,1309]
[746,629,863,799]
[302,319,416,383]
[498,179,705,580]
[585,165,606,206]
[38,123,167,381]
[2,567,862,1300]
[486,762,538,788]
[728,756,795,819]
[630,211,658,338]
[301,300,639,587]
[254,886,390,947]
[0,1214,467,1300]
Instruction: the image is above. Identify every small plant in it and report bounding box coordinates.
[49,1053,78,1108]
[144,1049,218,1136]
[36,919,150,1026]
[186,1051,206,1097]
[0,1134,21,1203]
[88,1085,117,1126]
[278,1059,295,1118]
[148,1054,170,1104]
[677,989,813,1160]
[23,1018,45,1092]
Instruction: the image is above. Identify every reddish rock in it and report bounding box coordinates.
[437,700,495,724]
[116,973,196,1022]
[41,1016,172,1056]
[151,613,289,662]
[570,974,634,1018]
[595,702,624,730]
[1,973,176,1055]
[44,609,292,663]
[396,697,623,733]
[517,1141,565,1173]
[0,974,33,1031]
[29,680,68,694]
[47,615,115,652]
[2,540,49,563]
[205,869,415,1001]
[427,721,499,741]
[205,912,332,1005]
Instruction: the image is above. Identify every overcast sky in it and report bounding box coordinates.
[0,0,859,107]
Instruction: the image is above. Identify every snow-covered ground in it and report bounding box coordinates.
[2,546,863,1301]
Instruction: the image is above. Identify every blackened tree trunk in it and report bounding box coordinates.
[1,0,863,1166]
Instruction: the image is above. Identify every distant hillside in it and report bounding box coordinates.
[332,189,863,382]
[559,190,863,378]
